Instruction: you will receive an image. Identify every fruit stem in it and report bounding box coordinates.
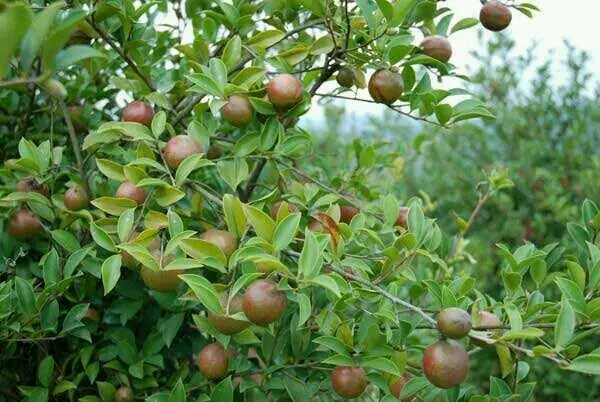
[59,100,91,199]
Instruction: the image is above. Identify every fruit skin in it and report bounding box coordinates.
[140,251,184,292]
[336,68,355,88]
[222,94,253,127]
[64,185,88,211]
[266,74,303,109]
[339,205,359,224]
[480,1,512,32]
[242,280,287,325]
[270,201,298,220]
[395,207,409,228]
[207,293,249,335]
[475,310,502,334]
[8,210,43,240]
[83,307,100,322]
[41,78,67,99]
[390,374,414,401]
[331,366,368,399]
[422,340,469,389]
[200,229,238,258]
[122,100,154,125]
[116,181,147,205]
[436,307,471,339]
[197,343,229,380]
[307,218,325,233]
[368,69,403,105]
[163,135,203,169]
[420,35,452,63]
[115,386,134,402]
[16,176,49,197]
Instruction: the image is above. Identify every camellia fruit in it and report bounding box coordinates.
[266,74,303,109]
[8,209,43,240]
[331,366,368,399]
[163,135,203,169]
[368,69,403,105]
[476,310,502,334]
[83,307,100,322]
[222,94,253,127]
[16,176,49,197]
[480,1,512,32]
[422,340,469,388]
[197,343,229,380]
[339,205,359,224]
[64,185,88,211]
[116,181,147,205]
[436,307,472,339]
[242,279,287,326]
[41,78,67,99]
[336,67,355,88]
[139,250,184,292]
[200,229,238,258]
[395,207,409,228]
[390,374,414,401]
[115,386,134,402]
[420,35,453,63]
[270,200,298,220]
[122,100,154,125]
[207,293,249,335]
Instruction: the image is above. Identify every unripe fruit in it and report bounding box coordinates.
[266,74,303,109]
[336,68,355,88]
[339,205,359,224]
[222,94,253,127]
[395,207,409,228]
[420,35,452,63]
[122,100,154,125]
[436,307,471,339]
[200,229,238,258]
[368,69,403,104]
[207,293,249,335]
[41,78,67,99]
[242,280,287,325]
[16,176,49,197]
[163,135,203,169]
[115,386,134,402]
[64,185,88,211]
[116,181,146,205]
[197,343,229,380]
[331,366,368,399]
[8,210,43,240]
[390,374,414,401]
[270,200,298,219]
[422,340,469,389]
[480,1,512,32]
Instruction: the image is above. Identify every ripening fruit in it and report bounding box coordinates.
[115,386,134,402]
[122,100,154,125]
[242,280,287,326]
[266,74,303,109]
[207,293,249,335]
[83,307,100,322]
[331,366,368,399]
[422,340,469,389]
[480,1,512,32]
[436,307,471,339]
[64,185,88,211]
[307,218,325,233]
[41,78,67,99]
[222,94,253,127]
[16,176,49,197]
[368,69,403,105]
[336,67,355,88]
[390,374,414,401]
[163,135,203,169]
[116,181,146,205]
[197,343,229,380]
[420,35,453,63]
[339,205,359,224]
[395,207,409,228]
[270,200,298,220]
[200,229,238,258]
[8,209,43,240]
[140,251,184,292]
[475,311,502,334]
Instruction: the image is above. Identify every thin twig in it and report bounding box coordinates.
[0,77,40,88]
[59,100,91,198]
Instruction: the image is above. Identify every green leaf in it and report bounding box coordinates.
[313,336,350,356]
[230,67,266,87]
[217,158,249,191]
[398,376,430,399]
[180,274,224,314]
[555,299,575,348]
[117,208,136,243]
[555,277,586,316]
[450,17,479,34]
[248,96,276,115]
[90,222,117,252]
[97,382,116,401]
[14,277,36,316]
[37,355,54,387]
[283,375,311,402]
[361,357,400,376]
[152,110,167,138]
[566,353,600,375]
[160,314,184,348]
[243,204,275,241]
[500,328,545,341]
[91,197,137,216]
[179,238,227,271]
[42,248,60,285]
[188,73,223,97]
[222,194,247,238]
[101,255,122,295]
[50,230,81,252]
[248,29,285,49]
[391,0,417,26]
[169,378,187,402]
[299,230,322,279]
[376,0,394,23]
[20,2,63,73]
[175,154,213,186]
[229,272,264,299]
[0,3,32,79]
[211,377,233,402]
[222,36,242,70]
[296,292,311,328]
[273,212,301,251]
[54,45,105,70]
[118,243,159,271]
[309,36,334,55]
[309,274,341,297]
[156,186,186,207]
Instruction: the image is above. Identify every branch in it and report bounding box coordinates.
[0,77,40,88]
[59,100,91,198]
[240,158,268,202]
[448,188,493,258]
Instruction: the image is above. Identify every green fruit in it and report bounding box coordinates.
[266,74,303,109]
[200,229,238,258]
[64,185,89,211]
[116,181,147,205]
[163,135,203,169]
[331,366,368,399]
[197,343,229,380]
[242,280,287,325]
[480,1,512,32]
[422,340,469,389]
[420,35,453,63]
[336,68,355,88]
[207,293,249,335]
[222,94,253,127]
[41,78,67,99]
[122,100,154,125]
[8,209,43,240]
[368,69,403,104]
[436,307,471,339]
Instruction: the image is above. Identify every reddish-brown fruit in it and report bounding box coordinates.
[307,218,325,233]
[390,374,414,401]
[336,68,355,88]
[8,210,43,240]
[480,1,512,32]
[16,176,49,197]
[422,340,469,389]
[163,135,203,169]
[116,181,146,205]
[122,101,154,125]
[83,307,100,322]
[115,386,134,402]
[270,201,298,220]
[200,229,238,258]
[339,205,359,224]
[436,307,471,339]
[266,74,303,109]
[475,311,502,334]
[331,366,368,399]
[222,94,253,127]
[207,293,249,335]
[64,185,88,211]
[197,343,229,380]
[395,207,409,228]
[368,69,403,104]
[242,280,287,326]
[206,143,222,159]
[140,266,183,292]
[420,35,453,63]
